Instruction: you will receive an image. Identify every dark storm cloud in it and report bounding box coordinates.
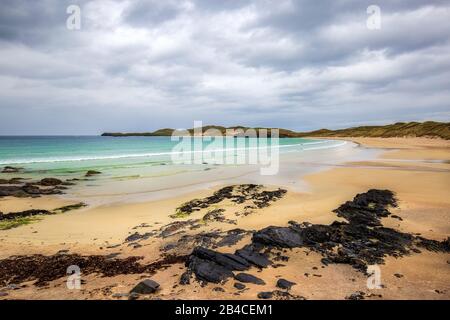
[0,0,449,134]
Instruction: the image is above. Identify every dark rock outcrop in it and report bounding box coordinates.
[181,189,450,285]
[257,291,273,299]
[235,245,271,268]
[0,178,70,198]
[175,184,286,216]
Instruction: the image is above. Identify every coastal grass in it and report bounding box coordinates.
[0,202,87,230]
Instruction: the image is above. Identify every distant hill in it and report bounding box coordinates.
[297,121,450,139]
[102,121,450,139]
[102,126,300,138]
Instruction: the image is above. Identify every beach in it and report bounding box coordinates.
[0,137,449,300]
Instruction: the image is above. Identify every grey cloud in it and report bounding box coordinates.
[0,0,449,135]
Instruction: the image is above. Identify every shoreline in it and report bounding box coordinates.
[0,137,449,300]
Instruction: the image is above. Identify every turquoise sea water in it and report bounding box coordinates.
[0,136,354,203]
[0,136,341,173]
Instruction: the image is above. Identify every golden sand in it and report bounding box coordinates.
[0,137,449,300]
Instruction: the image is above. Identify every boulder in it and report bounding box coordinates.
[276,278,296,290]
[235,246,271,268]
[252,226,304,248]
[130,279,160,294]
[192,247,250,271]
[186,256,234,283]
[234,273,265,285]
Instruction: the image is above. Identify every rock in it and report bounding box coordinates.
[112,293,129,298]
[124,231,155,242]
[186,256,234,283]
[213,287,225,292]
[0,209,51,221]
[234,282,246,290]
[130,279,160,294]
[394,273,404,278]
[234,273,265,285]
[1,166,21,173]
[175,184,287,216]
[257,292,273,299]
[346,291,366,300]
[85,170,101,177]
[0,291,8,297]
[179,271,191,285]
[235,246,271,268]
[192,247,250,271]
[39,178,63,186]
[276,278,296,290]
[252,226,304,248]
[0,185,28,197]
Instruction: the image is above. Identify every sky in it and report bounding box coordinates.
[0,0,449,135]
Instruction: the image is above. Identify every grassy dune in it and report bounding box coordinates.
[102,121,450,139]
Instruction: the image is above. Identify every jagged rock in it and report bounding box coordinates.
[130,279,160,294]
[276,278,296,290]
[180,189,450,285]
[252,226,304,248]
[192,247,250,271]
[175,184,287,216]
[234,273,265,285]
[235,245,271,268]
[186,256,234,283]
[85,170,101,177]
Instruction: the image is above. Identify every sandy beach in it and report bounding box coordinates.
[0,137,449,300]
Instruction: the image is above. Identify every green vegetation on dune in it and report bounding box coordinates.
[0,216,42,230]
[297,121,450,139]
[102,121,450,139]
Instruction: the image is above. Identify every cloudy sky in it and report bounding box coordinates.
[0,0,449,135]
